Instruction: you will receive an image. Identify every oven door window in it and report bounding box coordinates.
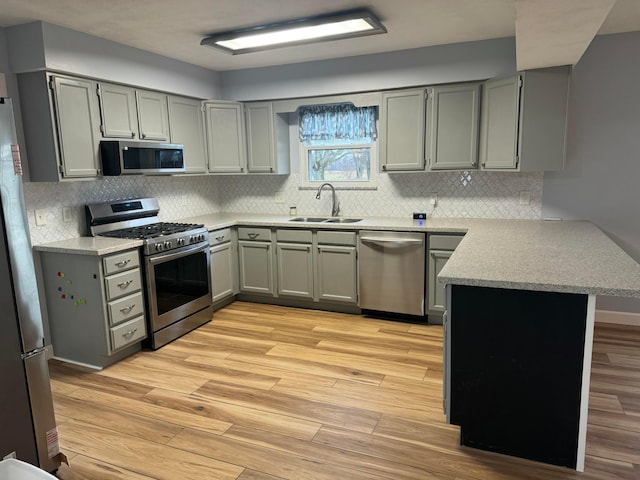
[152,249,209,316]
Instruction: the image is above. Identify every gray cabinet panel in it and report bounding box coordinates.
[97,82,138,139]
[317,245,357,303]
[211,241,235,303]
[238,240,274,295]
[135,90,169,141]
[428,249,453,313]
[246,102,275,173]
[205,101,246,173]
[426,83,480,170]
[168,96,207,174]
[277,243,314,299]
[379,89,426,171]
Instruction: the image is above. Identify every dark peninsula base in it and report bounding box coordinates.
[446,284,593,469]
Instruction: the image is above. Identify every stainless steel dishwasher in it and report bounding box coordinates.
[358,231,425,316]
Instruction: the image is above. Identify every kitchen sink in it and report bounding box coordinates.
[289,217,330,222]
[324,218,362,223]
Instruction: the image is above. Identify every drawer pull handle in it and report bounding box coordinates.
[120,304,135,314]
[115,259,131,267]
[122,328,138,338]
[247,233,260,239]
[215,236,225,241]
[117,280,134,288]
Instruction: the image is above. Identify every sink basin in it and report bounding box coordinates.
[324,218,362,223]
[289,217,329,222]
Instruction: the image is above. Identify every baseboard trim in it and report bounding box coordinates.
[595,309,640,326]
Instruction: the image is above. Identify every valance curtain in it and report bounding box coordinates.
[299,104,378,142]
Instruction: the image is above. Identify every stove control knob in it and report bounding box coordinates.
[164,241,172,249]
[199,234,205,242]
[177,238,185,246]
[155,243,163,251]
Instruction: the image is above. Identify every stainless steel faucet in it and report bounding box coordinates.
[315,183,340,217]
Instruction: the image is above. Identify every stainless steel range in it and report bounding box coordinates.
[86,198,212,349]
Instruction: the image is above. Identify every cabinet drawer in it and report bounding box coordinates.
[209,228,231,246]
[110,315,146,350]
[103,250,140,275]
[276,229,312,243]
[318,231,357,246]
[108,292,144,326]
[104,269,142,300]
[238,227,272,241]
[429,234,464,251]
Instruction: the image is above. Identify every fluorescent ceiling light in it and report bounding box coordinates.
[201,9,387,55]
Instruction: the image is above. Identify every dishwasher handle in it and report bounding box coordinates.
[360,236,424,247]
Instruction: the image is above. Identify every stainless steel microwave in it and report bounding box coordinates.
[100,140,185,175]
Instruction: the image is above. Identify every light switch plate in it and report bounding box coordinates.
[62,207,72,223]
[519,191,531,206]
[35,209,46,226]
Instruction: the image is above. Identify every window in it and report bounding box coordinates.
[299,104,377,185]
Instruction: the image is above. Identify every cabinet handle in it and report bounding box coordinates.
[141,132,146,139]
[382,165,387,171]
[215,236,225,241]
[120,304,136,314]
[247,233,260,239]
[130,132,135,138]
[117,280,133,288]
[115,259,131,267]
[122,328,138,338]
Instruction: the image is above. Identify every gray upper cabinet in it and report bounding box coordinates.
[168,96,207,174]
[425,83,481,170]
[135,89,169,141]
[97,83,138,139]
[379,89,426,171]
[245,102,290,174]
[18,72,101,181]
[479,66,570,172]
[97,83,169,142]
[204,101,247,174]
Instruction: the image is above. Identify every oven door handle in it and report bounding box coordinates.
[147,242,209,265]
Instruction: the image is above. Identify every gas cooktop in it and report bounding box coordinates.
[99,222,205,240]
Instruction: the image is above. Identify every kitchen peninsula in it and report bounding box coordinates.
[34,214,640,471]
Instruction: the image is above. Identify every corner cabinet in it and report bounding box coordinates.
[479,66,570,172]
[379,89,426,171]
[204,101,247,174]
[427,234,464,323]
[425,83,480,170]
[245,102,290,174]
[18,72,101,181]
[168,96,208,174]
[39,249,147,369]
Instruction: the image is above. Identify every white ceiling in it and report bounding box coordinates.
[0,0,638,72]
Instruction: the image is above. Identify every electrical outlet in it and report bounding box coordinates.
[180,195,188,206]
[274,192,285,204]
[35,209,46,226]
[519,191,531,206]
[430,193,438,207]
[62,207,72,223]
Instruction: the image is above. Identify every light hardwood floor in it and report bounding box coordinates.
[50,302,640,479]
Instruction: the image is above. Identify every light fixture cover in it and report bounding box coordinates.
[201,8,387,55]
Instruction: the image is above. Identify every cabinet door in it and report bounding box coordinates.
[426,83,480,170]
[204,102,247,173]
[379,89,426,171]
[168,96,207,174]
[211,242,235,302]
[246,102,276,173]
[479,75,521,170]
[238,240,273,295]
[276,243,313,299]
[51,76,101,178]
[97,83,138,139]
[317,245,357,304]
[428,249,452,314]
[135,89,169,141]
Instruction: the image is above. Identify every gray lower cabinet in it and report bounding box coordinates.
[238,227,274,295]
[479,66,570,172]
[18,72,102,181]
[210,228,237,304]
[316,231,357,304]
[276,229,313,299]
[39,248,147,369]
[427,234,464,321]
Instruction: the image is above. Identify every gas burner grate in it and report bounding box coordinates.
[100,222,204,240]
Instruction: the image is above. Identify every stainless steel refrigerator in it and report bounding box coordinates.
[0,97,60,472]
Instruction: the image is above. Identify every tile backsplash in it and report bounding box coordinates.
[24,170,542,245]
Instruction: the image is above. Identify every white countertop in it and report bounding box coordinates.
[33,213,640,298]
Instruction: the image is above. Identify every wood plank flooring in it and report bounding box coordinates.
[50,302,640,479]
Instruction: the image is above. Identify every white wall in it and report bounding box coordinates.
[220,37,516,101]
[6,22,221,99]
[543,32,640,314]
